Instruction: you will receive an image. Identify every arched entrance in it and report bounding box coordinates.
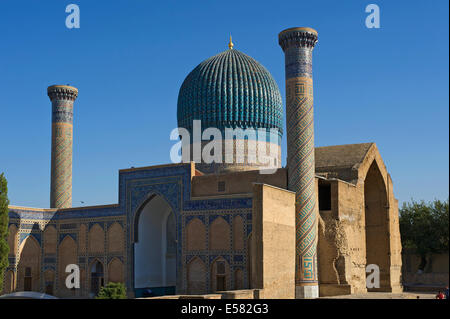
[17,236,40,292]
[364,161,390,291]
[134,194,176,297]
[90,260,104,297]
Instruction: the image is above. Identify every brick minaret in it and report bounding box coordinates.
[279,27,319,298]
[47,85,78,209]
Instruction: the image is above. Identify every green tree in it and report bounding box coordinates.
[399,199,449,270]
[0,173,10,292]
[96,282,127,299]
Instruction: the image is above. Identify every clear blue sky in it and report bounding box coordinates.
[0,0,448,208]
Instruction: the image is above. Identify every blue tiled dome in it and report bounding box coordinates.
[177,49,283,136]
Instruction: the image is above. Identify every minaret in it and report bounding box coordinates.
[278,27,319,298]
[47,85,78,209]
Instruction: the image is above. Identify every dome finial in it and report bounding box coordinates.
[228,34,234,49]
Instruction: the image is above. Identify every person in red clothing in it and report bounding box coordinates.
[436,291,445,299]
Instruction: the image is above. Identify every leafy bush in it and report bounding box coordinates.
[96,282,127,299]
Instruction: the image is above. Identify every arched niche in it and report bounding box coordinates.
[108,257,124,283]
[186,257,207,294]
[364,160,390,291]
[107,222,124,253]
[58,235,77,297]
[186,218,206,251]
[88,224,105,253]
[89,259,104,297]
[17,236,41,292]
[209,217,230,250]
[133,194,177,296]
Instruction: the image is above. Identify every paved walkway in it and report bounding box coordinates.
[320,292,436,299]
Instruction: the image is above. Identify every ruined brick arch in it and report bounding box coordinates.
[232,215,244,250]
[210,256,230,292]
[186,256,207,294]
[359,144,389,190]
[364,159,391,291]
[17,236,41,292]
[7,224,18,256]
[88,223,105,253]
[43,225,57,254]
[107,222,124,253]
[186,218,206,251]
[108,257,124,283]
[209,216,231,250]
[58,235,77,297]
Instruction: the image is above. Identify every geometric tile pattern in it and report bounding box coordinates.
[177,47,284,173]
[279,28,319,285]
[177,49,284,138]
[47,85,78,209]
[7,157,257,295]
[119,163,254,293]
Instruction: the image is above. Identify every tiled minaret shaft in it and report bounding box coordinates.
[279,27,319,298]
[47,85,78,209]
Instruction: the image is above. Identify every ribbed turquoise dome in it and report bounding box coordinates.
[177,49,283,137]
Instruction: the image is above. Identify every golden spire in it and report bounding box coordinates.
[228,34,234,49]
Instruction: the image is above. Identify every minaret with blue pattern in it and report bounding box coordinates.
[279,27,319,298]
[48,85,78,209]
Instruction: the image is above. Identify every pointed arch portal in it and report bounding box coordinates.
[364,160,391,291]
[134,194,176,297]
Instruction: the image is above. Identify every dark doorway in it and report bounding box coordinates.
[318,183,331,210]
[90,261,104,296]
[24,267,32,291]
[45,283,54,295]
[364,161,390,291]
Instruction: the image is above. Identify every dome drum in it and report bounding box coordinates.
[177,48,284,173]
